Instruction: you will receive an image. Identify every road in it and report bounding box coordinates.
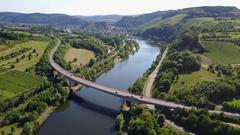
[50,38,240,118]
[144,47,168,109]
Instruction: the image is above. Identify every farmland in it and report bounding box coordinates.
[0,70,43,101]
[202,41,240,64]
[64,47,95,68]
[0,40,50,71]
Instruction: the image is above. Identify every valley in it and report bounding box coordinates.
[0,5,240,135]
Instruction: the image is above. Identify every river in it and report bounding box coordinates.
[37,39,160,135]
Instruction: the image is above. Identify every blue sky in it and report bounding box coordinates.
[1,0,240,15]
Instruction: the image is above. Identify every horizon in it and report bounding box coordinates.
[1,5,240,17]
[0,0,240,16]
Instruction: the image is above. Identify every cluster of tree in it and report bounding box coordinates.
[161,108,240,135]
[142,25,177,43]
[116,105,164,135]
[54,44,71,70]
[208,64,234,77]
[116,104,187,135]
[0,31,28,44]
[97,35,124,47]
[174,81,238,109]
[35,40,56,77]
[118,40,139,59]
[128,76,147,95]
[154,51,201,98]
[77,57,114,80]
[71,37,106,56]
[1,83,69,135]
[172,33,206,53]
[0,47,31,61]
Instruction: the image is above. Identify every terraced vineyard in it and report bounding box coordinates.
[201,41,240,64]
[0,40,50,71]
[0,69,43,102]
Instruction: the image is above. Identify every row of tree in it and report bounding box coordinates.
[54,44,71,70]
[161,108,240,135]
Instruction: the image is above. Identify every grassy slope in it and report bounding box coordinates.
[169,68,218,95]
[64,47,95,67]
[0,70,43,101]
[141,14,187,31]
[0,41,49,71]
[202,41,240,64]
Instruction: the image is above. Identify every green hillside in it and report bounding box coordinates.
[202,41,240,64]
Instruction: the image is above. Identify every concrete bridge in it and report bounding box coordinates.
[49,39,240,117]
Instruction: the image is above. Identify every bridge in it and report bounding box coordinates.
[49,39,240,117]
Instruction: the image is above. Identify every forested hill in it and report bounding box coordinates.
[0,12,88,25]
[115,6,240,52]
[115,6,240,30]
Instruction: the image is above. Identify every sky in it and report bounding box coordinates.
[0,0,240,16]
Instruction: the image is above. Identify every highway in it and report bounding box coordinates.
[49,39,240,117]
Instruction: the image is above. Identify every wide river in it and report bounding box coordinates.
[37,39,160,135]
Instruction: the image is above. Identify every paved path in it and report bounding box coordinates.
[50,39,240,118]
[144,48,168,109]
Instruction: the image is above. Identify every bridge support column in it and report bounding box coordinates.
[67,79,76,87]
[53,71,58,78]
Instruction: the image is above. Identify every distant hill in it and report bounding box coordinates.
[116,6,240,52]
[116,6,240,30]
[115,10,178,29]
[77,15,122,23]
[0,12,87,26]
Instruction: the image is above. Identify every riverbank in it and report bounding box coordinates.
[37,39,160,135]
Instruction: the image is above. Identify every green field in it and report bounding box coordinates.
[202,41,240,64]
[0,40,49,71]
[169,68,218,95]
[0,70,43,101]
[0,67,8,73]
[64,47,95,67]
[225,99,240,108]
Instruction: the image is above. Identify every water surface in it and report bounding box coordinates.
[37,39,160,135]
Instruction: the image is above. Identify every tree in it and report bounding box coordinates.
[16,58,20,63]
[10,65,15,69]
[73,58,77,62]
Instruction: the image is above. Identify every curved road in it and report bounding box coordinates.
[50,38,240,118]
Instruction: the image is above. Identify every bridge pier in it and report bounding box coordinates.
[67,78,76,87]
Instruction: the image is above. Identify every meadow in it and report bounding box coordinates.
[202,41,240,64]
[64,47,95,68]
[169,68,218,95]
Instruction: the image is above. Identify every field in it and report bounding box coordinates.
[64,47,95,67]
[0,67,8,73]
[0,40,49,71]
[0,70,43,101]
[225,99,240,108]
[202,41,240,64]
[169,68,218,95]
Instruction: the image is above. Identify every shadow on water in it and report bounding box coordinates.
[37,39,160,135]
[71,95,119,118]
